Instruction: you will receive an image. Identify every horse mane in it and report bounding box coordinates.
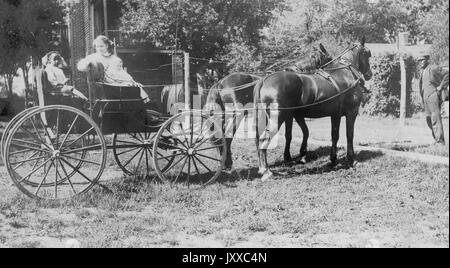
[287,51,325,73]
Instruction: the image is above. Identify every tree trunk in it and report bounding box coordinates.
[6,74,14,98]
[22,64,30,105]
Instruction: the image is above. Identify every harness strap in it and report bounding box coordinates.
[317,69,341,94]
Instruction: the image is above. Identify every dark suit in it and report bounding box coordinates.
[419,65,449,144]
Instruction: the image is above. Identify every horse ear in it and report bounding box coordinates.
[360,36,366,46]
[319,43,327,53]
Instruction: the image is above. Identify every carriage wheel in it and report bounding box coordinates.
[1,106,40,161]
[4,105,107,200]
[112,131,155,177]
[113,131,176,178]
[153,111,227,187]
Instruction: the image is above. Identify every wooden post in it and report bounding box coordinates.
[398,32,409,126]
[184,52,190,110]
[103,0,108,37]
[400,54,407,126]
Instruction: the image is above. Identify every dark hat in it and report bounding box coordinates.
[417,53,430,61]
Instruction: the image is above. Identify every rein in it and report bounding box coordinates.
[202,73,262,95]
[320,44,358,69]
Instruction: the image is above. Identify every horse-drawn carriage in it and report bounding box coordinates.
[0,65,227,200]
[1,38,373,200]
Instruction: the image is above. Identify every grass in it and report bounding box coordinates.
[0,115,448,248]
[0,142,448,248]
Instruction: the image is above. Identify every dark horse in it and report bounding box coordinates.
[254,38,373,181]
[203,44,332,170]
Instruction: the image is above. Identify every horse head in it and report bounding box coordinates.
[342,37,372,81]
[315,43,333,68]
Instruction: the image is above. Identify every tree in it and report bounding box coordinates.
[419,0,449,63]
[0,0,66,97]
[120,0,287,71]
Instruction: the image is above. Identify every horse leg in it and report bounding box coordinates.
[225,138,233,170]
[346,108,358,166]
[330,115,341,166]
[295,115,309,164]
[284,116,293,163]
[257,110,284,181]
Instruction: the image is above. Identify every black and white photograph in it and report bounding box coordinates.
[0,0,448,249]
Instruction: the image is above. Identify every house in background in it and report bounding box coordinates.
[67,0,185,113]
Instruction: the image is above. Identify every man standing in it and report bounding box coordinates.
[418,53,449,145]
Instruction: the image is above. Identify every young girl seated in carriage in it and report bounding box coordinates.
[43,52,88,101]
[77,35,150,102]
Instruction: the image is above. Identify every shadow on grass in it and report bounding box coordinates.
[219,146,384,184]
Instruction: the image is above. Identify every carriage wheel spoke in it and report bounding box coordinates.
[58,159,77,195]
[186,157,191,186]
[137,133,145,142]
[162,155,186,175]
[166,126,189,149]
[60,158,95,184]
[157,151,185,161]
[192,156,201,176]
[59,115,79,149]
[12,139,43,149]
[194,155,213,174]
[62,154,102,166]
[193,120,215,144]
[8,148,34,156]
[196,153,222,162]
[11,154,48,168]
[29,119,45,147]
[157,141,186,152]
[62,127,94,150]
[116,147,141,156]
[54,159,59,199]
[30,152,43,172]
[190,113,194,144]
[194,130,221,150]
[179,122,191,148]
[62,144,102,155]
[135,148,146,173]
[10,142,50,154]
[145,148,150,174]
[20,125,51,150]
[173,157,188,185]
[123,148,143,168]
[34,160,55,196]
[10,151,40,171]
[18,158,53,183]
[131,133,143,143]
[55,110,60,148]
[116,139,140,145]
[38,116,57,146]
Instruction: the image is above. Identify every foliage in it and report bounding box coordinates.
[362,53,419,117]
[419,0,449,63]
[220,42,261,73]
[0,0,66,96]
[119,0,287,71]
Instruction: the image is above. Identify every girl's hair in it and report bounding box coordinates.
[42,51,61,67]
[94,35,114,54]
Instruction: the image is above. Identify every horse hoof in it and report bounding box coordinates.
[261,171,273,182]
[299,156,307,165]
[258,168,266,176]
[224,166,234,172]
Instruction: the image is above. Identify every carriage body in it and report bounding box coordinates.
[0,65,227,200]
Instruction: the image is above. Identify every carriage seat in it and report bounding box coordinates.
[34,67,80,107]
